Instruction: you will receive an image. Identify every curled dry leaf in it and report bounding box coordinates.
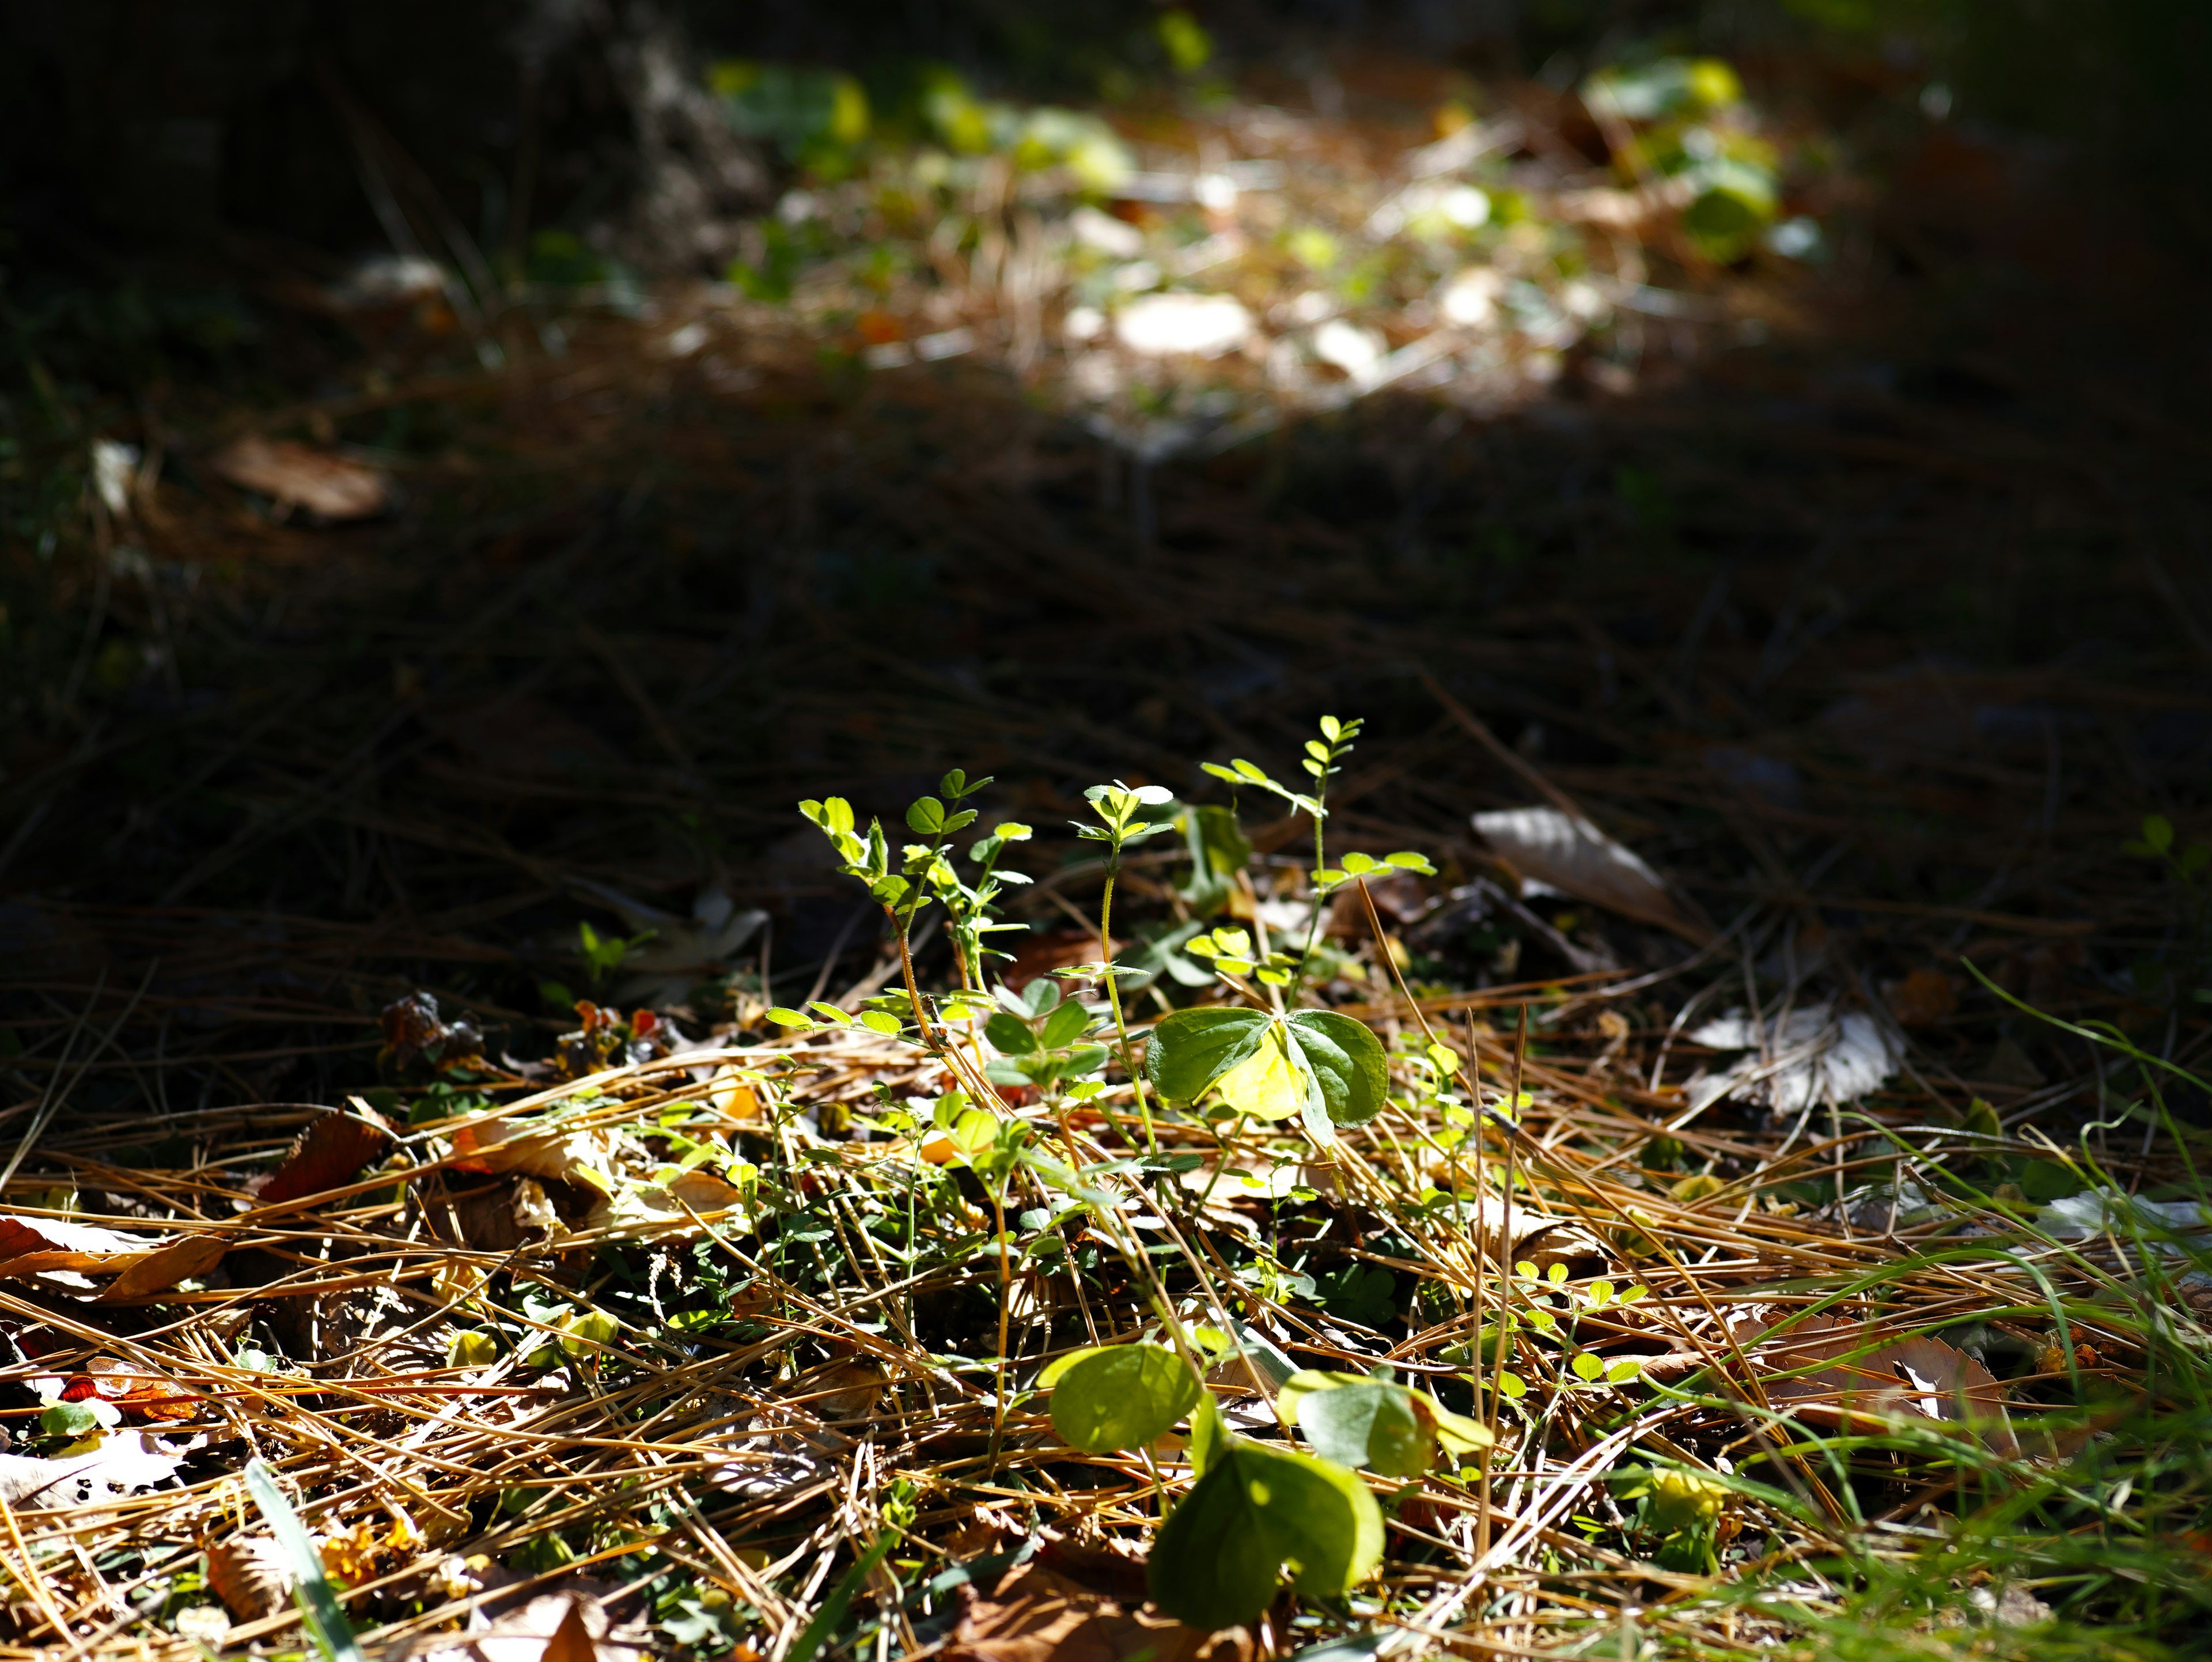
[403,1590,647,1662]
[209,434,390,519]
[949,1561,1236,1662]
[0,1213,171,1279]
[247,1106,395,1207]
[0,1430,198,1505]
[450,1119,617,1186]
[1687,1004,1902,1119]
[103,1232,229,1300]
[1472,807,1706,942]
[790,1357,888,1420]
[207,1533,294,1620]
[1738,1316,2018,1457]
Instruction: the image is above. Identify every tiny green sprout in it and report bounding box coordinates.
[1571,1351,1604,1382]
[1497,1371,1528,1399]
[1076,782,1177,853]
[1425,1042,1462,1077]
[1547,1261,1568,1285]
[1515,1260,1539,1280]
[1586,1278,1615,1308]
[2127,814,2176,857]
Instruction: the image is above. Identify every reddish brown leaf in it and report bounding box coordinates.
[248,1107,393,1207]
[543,1599,599,1662]
[67,1357,202,1422]
[0,1213,165,1277]
[1887,967,1959,1027]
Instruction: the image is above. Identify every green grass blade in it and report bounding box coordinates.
[245,1458,368,1662]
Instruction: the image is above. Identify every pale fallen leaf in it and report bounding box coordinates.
[0,1430,197,1505]
[1472,807,1704,941]
[1687,1004,1901,1118]
[174,1604,234,1644]
[210,436,389,519]
[565,881,768,1005]
[2037,1188,2211,1255]
[1113,292,1253,358]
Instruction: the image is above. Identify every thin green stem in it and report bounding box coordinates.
[1099,865,1158,1153]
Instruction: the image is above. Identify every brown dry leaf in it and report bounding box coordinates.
[248,1107,395,1207]
[1887,968,1959,1027]
[403,1589,645,1662]
[1471,807,1706,942]
[207,1534,293,1620]
[1743,1316,2018,1456]
[0,1430,196,1505]
[0,1213,167,1278]
[663,1169,749,1213]
[450,1119,615,1185]
[102,1231,230,1300]
[1460,1194,1613,1277]
[792,1357,887,1420]
[948,1561,1230,1662]
[210,435,389,519]
[1006,929,1115,989]
[544,1599,599,1662]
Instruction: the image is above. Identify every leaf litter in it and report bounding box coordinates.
[2,26,2210,1662]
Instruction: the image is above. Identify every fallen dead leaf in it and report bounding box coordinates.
[210,435,390,519]
[0,1213,169,1279]
[543,1599,598,1662]
[0,1430,198,1505]
[101,1232,229,1300]
[948,1561,1233,1662]
[402,1588,647,1662]
[69,1358,202,1422]
[1740,1316,2018,1457]
[207,1533,293,1620]
[791,1357,887,1420]
[450,1119,616,1186]
[1472,807,1706,942]
[1885,967,1959,1027]
[248,1106,395,1207]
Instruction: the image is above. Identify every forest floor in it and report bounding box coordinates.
[3,47,2211,1662]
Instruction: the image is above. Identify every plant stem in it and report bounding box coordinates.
[1098,866,1158,1153]
[887,903,940,1052]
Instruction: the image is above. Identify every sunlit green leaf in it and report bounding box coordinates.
[1043,1343,1199,1452]
[1149,1441,1384,1630]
